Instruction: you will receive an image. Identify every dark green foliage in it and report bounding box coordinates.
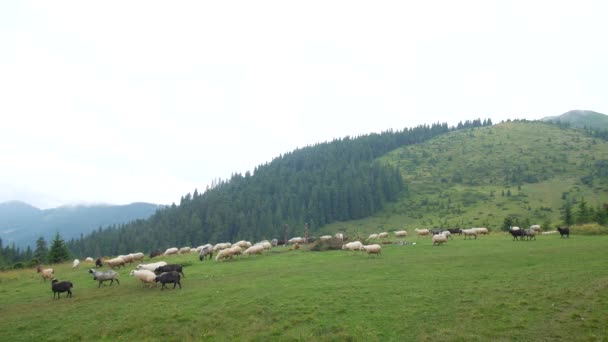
[34,237,48,263]
[47,233,70,264]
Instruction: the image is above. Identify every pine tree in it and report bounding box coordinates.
[34,237,49,263]
[48,233,70,264]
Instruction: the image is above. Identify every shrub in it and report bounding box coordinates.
[570,223,608,235]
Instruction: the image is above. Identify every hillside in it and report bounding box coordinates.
[541,110,608,129]
[0,202,162,248]
[324,120,608,234]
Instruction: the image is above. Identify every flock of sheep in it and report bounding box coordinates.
[38,224,571,299]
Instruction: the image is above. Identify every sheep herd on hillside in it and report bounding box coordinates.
[36,224,571,300]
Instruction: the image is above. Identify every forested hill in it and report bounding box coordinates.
[67,120,492,257]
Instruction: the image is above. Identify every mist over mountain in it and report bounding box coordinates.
[0,201,162,248]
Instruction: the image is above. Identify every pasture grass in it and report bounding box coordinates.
[1,234,607,341]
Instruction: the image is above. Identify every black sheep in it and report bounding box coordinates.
[150,249,162,258]
[557,227,570,238]
[154,264,184,277]
[95,258,103,268]
[155,271,182,290]
[51,279,73,299]
[509,229,525,241]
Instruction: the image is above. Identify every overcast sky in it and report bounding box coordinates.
[1,1,606,209]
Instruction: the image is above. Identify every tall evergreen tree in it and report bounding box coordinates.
[34,237,49,263]
[48,233,70,264]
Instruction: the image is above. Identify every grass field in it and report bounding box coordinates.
[1,234,607,341]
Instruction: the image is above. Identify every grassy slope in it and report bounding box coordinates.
[323,121,608,235]
[1,235,607,341]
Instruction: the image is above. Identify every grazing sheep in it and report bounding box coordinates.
[335,233,344,241]
[394,230,408,237]
[130,252,145,262]
[462,229,477,240]
[319,235,333,242]
[154,264,184,277]
[72,259,80,269]
[243,244,265,256]
[271,239,279,246]
[199,245,214,261]
[228,245,243,258]
[432,234,448,246]
[523,229,537,240]
[429,229,442,236]
[378,232,389,239]
[163,247,179,256]
[104,256,126,268]
[360,244,382,255]
[88,269,120,288]
[40,268,54,281]
[509,227,525,241]
[415,229,430,236]
[557,227,570,238]
[130,270,157,287]
[441,231,452,240]
[136,261,168,272]
[155,271,182,290]
[235,240,252,248]
[255,241,272,251]
[95,258,103,268]
[368,234,379,240]
[150,249,163,258]
[288,237,305,244]
[51,279,73,299]
[472,227,489,235]
[215,248,236,262]
[179,247,191,254]
[530,225,541,232]
[341,241,363,251]
[85,257,94,263]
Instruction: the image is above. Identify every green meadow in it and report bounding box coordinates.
[1,234,607,341]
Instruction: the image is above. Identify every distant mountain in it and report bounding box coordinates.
[0,202,163,248]
[541,110,608,129]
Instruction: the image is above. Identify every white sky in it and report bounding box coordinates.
[1,1,606,209]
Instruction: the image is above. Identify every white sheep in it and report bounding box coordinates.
[235,240,252,248]
[85,257,94,263]
[213,243,232,252]
[72,259,80,269]
[335,233,344,241]
[394,230,407,237]
[415,229,430,236]
[462,229,477,240]
[105,256,126,268]
[432,234,448,246]
[288,237,305,244]
[378,232,389,239]
[368,233,379,240]
[319,235,333,242]
[129,269,157,287]
[472,227,489,235]
[130,252,145,262]
[136,261,168,272]
[441,231,452,239]
[215,248,236,262]
[243,244,265,256]
[256,241,272,251]
[360,244,382,255]
[530,224,541,232]
[164,247,179,256]
[179,247,191,254]
[40,268,54,281]
[229,245,243,258]
[342,241,363,251]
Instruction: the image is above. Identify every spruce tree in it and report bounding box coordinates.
[34,237,48,263]
[48,233,70,264]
